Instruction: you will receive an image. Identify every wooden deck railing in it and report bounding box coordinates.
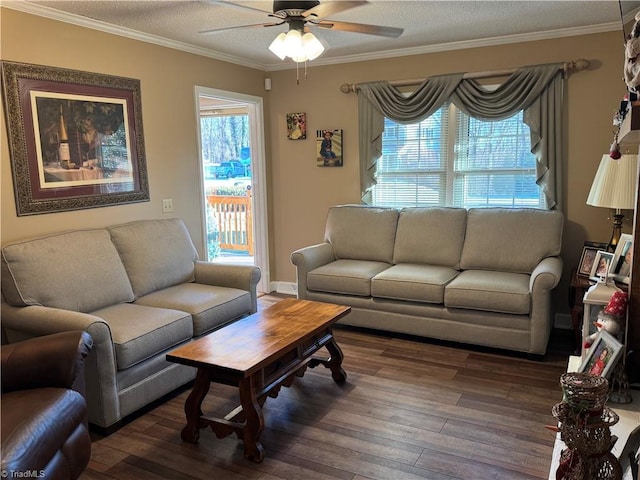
[206,191,253,255]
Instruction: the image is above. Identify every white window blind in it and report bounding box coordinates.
[373,103,542,209]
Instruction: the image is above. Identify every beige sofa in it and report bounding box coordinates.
[291,205,563,355]
[1,218,261,431]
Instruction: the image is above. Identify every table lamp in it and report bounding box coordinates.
[586,153,638,251]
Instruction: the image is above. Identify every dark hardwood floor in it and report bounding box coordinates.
[83,295,572,480]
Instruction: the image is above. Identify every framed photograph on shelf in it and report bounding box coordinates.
[611,233,633,284]
[578,330,623,379]
[1,61,149,215]
[589,250,615,281]
[578,245,601,277]
[316,129,343,167]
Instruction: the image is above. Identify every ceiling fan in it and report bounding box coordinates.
[200,1,403,63]
[200,1,403,38]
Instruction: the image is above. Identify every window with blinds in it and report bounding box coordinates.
[373,103,543,209]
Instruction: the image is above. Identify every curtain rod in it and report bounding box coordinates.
[339,58,590,94]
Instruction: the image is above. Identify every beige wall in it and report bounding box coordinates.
[2,8,633,315]
[1,8,267,253]
[266,32,633,315]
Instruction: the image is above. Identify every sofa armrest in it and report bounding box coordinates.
[529,256,563,354]
[1,302,121,426]
[529,256,563,292]
[194,262,261,313]
[291,243,336,299]
[1,302,111,343]
[1,331,92,394]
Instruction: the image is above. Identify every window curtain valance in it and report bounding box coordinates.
[358,63,565,210]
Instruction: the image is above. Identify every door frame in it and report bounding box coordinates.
[194,86,270,294]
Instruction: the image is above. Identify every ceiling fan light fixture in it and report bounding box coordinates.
[268,32,288,60]
[284,28,304,60]
[301,32,325,60]
[269,27,325,63]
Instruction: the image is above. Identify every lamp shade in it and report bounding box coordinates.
[586,154,639,209]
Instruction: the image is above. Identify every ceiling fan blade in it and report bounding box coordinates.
[315,20,403,38]
[199,22,282,35]
[204,1,272,15]
[302,1,368,20]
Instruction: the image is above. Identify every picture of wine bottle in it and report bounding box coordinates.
[58,106,71,167]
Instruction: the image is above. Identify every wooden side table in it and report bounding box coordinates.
[568,267,592,355]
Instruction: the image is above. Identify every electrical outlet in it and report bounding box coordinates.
[162,198,173,213]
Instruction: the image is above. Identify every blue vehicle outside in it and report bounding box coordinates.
[212,160,246,179]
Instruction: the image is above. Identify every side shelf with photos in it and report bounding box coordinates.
[552,262,638,479]
[548,356,640,480]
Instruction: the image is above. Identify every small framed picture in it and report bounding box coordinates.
[612,233,633,284]
[316,129,343,167]
[589,250,615,280]
[578,245,600,277]
[578,330,623,379]
[286,112,306,140]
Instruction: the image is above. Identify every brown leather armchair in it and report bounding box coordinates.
[1,331,93,479]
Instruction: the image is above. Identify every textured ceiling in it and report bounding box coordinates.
[7,1,640,70]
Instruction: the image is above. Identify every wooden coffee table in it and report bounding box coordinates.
[166,298,351,462]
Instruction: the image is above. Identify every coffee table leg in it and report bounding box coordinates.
[238,375,265,462]
[181,367,210,444]
[326,337,347,384]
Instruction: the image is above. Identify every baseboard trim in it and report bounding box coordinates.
[270,281,298,296]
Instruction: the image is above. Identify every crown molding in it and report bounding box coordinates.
[2,1,269,71]
[4,1,637,73]
[265,20,630,71]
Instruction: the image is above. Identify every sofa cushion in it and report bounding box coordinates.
[134,283,252,337]
[108,219,198,298]
[1,229,134,312]
[90,303,193,370]
[372,264,459,304]
[393,207,467,268]
[460,208,563,274]
[325,205,399,263]
[307,259,391,296]
[444,270,531,315]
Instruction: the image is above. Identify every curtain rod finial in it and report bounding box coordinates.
[340,83,356,94]
[570,58,590,72]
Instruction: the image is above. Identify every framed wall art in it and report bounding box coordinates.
[316,129,343,167]
[286,112,306,140]
[1,61,149,215]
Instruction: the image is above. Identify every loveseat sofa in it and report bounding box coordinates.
[291,205,563,355]
[1,218,261,431]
